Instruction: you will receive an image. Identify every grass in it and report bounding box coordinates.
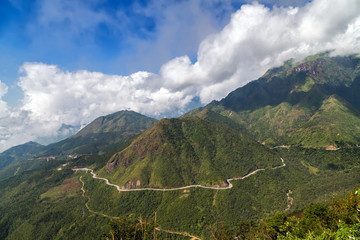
[2,54,360,239]
[300,161,319,175]
[101,117,280,188]
[1,146,360,239]
[186,54,360,148]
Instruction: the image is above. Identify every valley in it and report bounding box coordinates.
[72,157,285,192]
[1,54,360,239]
[66,146,359,239]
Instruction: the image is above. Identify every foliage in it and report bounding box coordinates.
[210,187,360,239]
[41,110,157,155]
[0,110,156,181]
[0,158,47,181]
[0,160,109,240]
[103,117,280,188]
[0,141,44,171]
[0,143,359,239]
[101,215,159,240]
[1,54,360,239]
[188,54,360,147]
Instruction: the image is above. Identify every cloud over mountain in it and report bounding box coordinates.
[161,0,360,103]
[0,0,359,152]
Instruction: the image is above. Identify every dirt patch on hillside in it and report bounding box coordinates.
[59,177,80,191]
[326,145,339,150]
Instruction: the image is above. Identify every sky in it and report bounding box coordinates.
[0,0,359,152]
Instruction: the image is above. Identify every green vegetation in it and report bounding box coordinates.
[0,157,116,240]
[0,141,359,239]
[0,110,157,181]
[0,158,47,181]
[1,54,360,239]
[188,54,360,147]
[42,110,157,155]
[101,216,160,240]
[0,141,44,171]
[210,187,360,239]
[102,117,280,188]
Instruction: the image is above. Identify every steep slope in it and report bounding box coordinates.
[2,53,360,240]
[42,110,157,155]
[189,53,360,147]
[102,117,280,188]
[0,141,44,171]
[185,108,246,132]
[0,110,157,180]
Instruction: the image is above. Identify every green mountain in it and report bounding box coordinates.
[1,54,360,239]
[41,110,158,155]
[0,110,157,181]
[102,117,280,188]
[1,142,359,239]
[0,141,44,171]
[187,53,360,147]
[185,108,246,132]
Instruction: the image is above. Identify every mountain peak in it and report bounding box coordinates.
[75,110,156,137]
[42,110,157,155]
[103,117,280,189]
[189,54,360,148]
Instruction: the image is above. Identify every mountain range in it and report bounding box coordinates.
[186,53,360,147]
[42,110,157,156]
[102,116,280,188]
[0,110,157,180]
[1,53,360,239]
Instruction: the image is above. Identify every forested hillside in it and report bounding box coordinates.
[187,54,360,148]
[1,54,360,239]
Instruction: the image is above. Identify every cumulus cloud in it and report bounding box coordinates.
[0,64,195,152]
[0,81,9,118]
[161,0,360,103]
[1,0,360,152]
[18,63,195,124]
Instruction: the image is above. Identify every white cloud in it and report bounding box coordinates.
[18,63,194,125]
[160,0,360,103]
[0,63,195,152]
[1,0,360,152]
[118,0,230,74]
[0,80,9,118]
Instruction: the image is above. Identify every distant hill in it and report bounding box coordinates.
[102,117,280,188]
[1,53,360,240]
[0,110,157,179]
[0,141,44,171]
[184,108,246,132]
[41,110,158,155]
[187,53,360,147]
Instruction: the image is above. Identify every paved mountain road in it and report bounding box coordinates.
[74,157,287,240]
[73,158,286,192]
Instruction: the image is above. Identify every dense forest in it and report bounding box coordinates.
[101,187,360,239]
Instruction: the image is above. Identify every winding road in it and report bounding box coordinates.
[285,189,294,212]
[79,176,121,219]
[74,157,287,240]
[79,174,202,239]
[73,158,286,192]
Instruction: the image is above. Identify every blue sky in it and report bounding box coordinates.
[0,0,359,151]
[0,0,229,105]
[0,0,309,106]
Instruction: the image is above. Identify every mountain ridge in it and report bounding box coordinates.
[1,53,360,239]
[0,141,44,171]
[40,110,158,155]
[102,116,280,189]
[0,110,157,180]
[186,53,360,147]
